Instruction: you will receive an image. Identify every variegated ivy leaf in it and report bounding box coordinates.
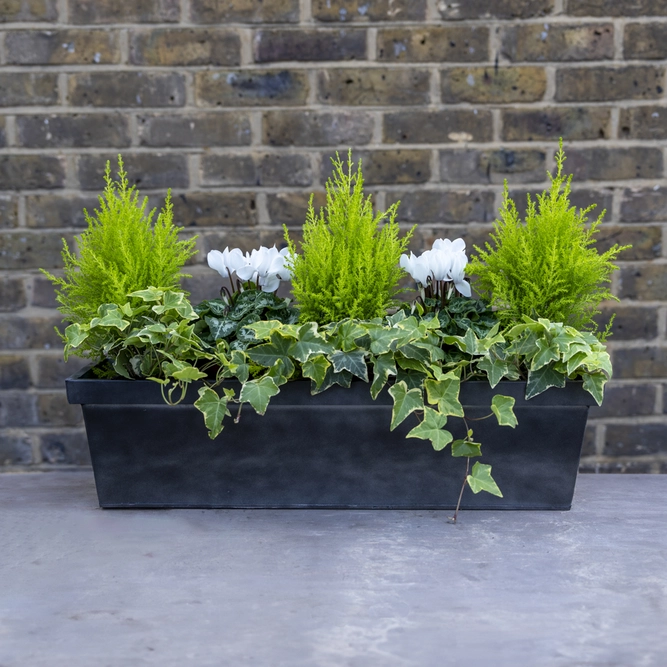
[582,373,606,406]
[530,338,560,371]
[243,319,284,340]
[302,354,330,390]
[451,439,482,458]
[90,305,130,331]
[289,322,334,362]
[467,462,503,497]
[64,323,89,349]
[245,332,295,377]
[491,394,517,428]
[406,407,452,451]
[151,290,198,319]
[526,364,567,399]
[239,376,280,415]
[129,287,164,302]
[171,364,208,382]
[194,386,232,439]
[370,353,396,400]
[424,374,464,417]
[330,349,368,381]
[388,381,424,431]
[477,355,510,388]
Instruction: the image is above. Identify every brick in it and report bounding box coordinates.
[603,423,667,457]
[620,106,667,141]
[39,430,90,465]
[313,0,426,22]
[202,230,262,254]
[190,0,299,23]
[594,306,658,341]
[442,67,546,104]
[0,72,58,107]
[0,314,63,350]
[509,188,612,222]
[37,392,83,427]
[0,278,27,313]
[590,383,657,419]
[597,225,661,261]
[181,270,227,304]
[0,117,5,147]
[130,28,240,67]
[620,188,667,223]
[441,149,546,185]
[0,196,18,229]
[263,111,373,147]
[0,392,38,427]
[438,0,553,20]
[69,72,186,108]
[267,191,327,225]
[565,148,663,181]
[0,0,57,21]
[613,347,667,379]
[137,112,251,147]
[0,355,30,389]
[171,192,257,228]
[384,109,493,144]
[502,107,610,142]
[254,29,366,63]
[5,29,120,66]
[0,155,65,190]
[377,27,488,63]
[77,153,188,190]
[31,275,58,308]
[0,434,33,466]
[617,265,667,301]
[69,0,180,23]
[201,154,312,187]
[35,354,87,389]
[385,190,496,223]
[556,66,665,103]
[318,68,430,106]
[195,70,308,107]
[568,0,667,16]
[624,23,667,60]
[321,149,430,185]
[421,226,494,255]
[502,23,613,62]
[16,114,130,149]
[26,194,98,229]
[0,232,75,270]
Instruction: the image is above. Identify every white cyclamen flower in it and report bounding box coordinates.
[234,245,292,293]
[399,237,471,298]
[207,247,246,278]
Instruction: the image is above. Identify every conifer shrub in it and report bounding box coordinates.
[468,143,629,336]
[43,156,197,325]
[285,152,414,324]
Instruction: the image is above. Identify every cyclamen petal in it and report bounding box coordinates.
[207,249,228,277]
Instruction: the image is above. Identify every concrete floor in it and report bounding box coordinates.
[0,473,666,667]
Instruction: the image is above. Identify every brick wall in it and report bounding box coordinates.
[1,0,666,472]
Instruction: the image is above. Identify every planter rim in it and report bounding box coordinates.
[66,364,594,408]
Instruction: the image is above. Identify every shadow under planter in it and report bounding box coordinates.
[67,367,592,510]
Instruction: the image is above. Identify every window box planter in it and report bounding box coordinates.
[67,366,591,510]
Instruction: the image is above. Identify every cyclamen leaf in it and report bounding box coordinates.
[526,364,567,399]
[406,407,452,451]
[194,386,231,439]
[424,375,464,418]
[451,439,482,458]
[467,462,503,497]
[388,381,423,431]
[370,353,397,400]
[302,354,330,389]
[330,350,368,381]
[491,394,518,428]
[239,376,280,415]
[205,316,238,340]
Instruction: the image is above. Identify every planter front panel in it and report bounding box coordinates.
[72,375,590,510]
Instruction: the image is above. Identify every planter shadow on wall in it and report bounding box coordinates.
[67,366,592,510]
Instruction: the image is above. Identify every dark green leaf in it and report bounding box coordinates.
[330,350,368,381]
[526,364,567,399]
[451,439,482,457]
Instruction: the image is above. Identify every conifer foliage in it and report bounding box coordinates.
[44,156,197,325]
[468,143,629,336]
[285,152,414,324]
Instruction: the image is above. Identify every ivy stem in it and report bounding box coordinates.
[451,456,470,524]
[234,401,243,424]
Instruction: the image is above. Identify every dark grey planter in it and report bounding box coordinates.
[67,366,592,510]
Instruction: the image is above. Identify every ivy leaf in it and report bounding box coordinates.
[526,364,567,399]
[302,354,330,389]
[290,322,333,362]
[245,320,284,340]
[566,350,588,376]
[467,462,503,497]
[388,381,423,431]
[398,343,432,364]
[477,355,510,388]
[406,407,452,451]
[531,337,560,371]
[172,364,208,382]
[330,350,368,381]
[245,332,295,376]
[370,353,397,400]
[194,386,232,439]
[395,354,429,376]
[451,439,482,458]
[153,290,197,319]
[582,372,606,406]
[367,326,398,355]
[266,358,289,386]
[491,394,518,428]
[312,366,352,394]
[239,376,280,415]
[424,375,464,417]
[64,323,89,349]
[205,316,238,341]
[90,306,130,331]
[335,320,366,352]
[395,368,425,391]
[129,287,164,302]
